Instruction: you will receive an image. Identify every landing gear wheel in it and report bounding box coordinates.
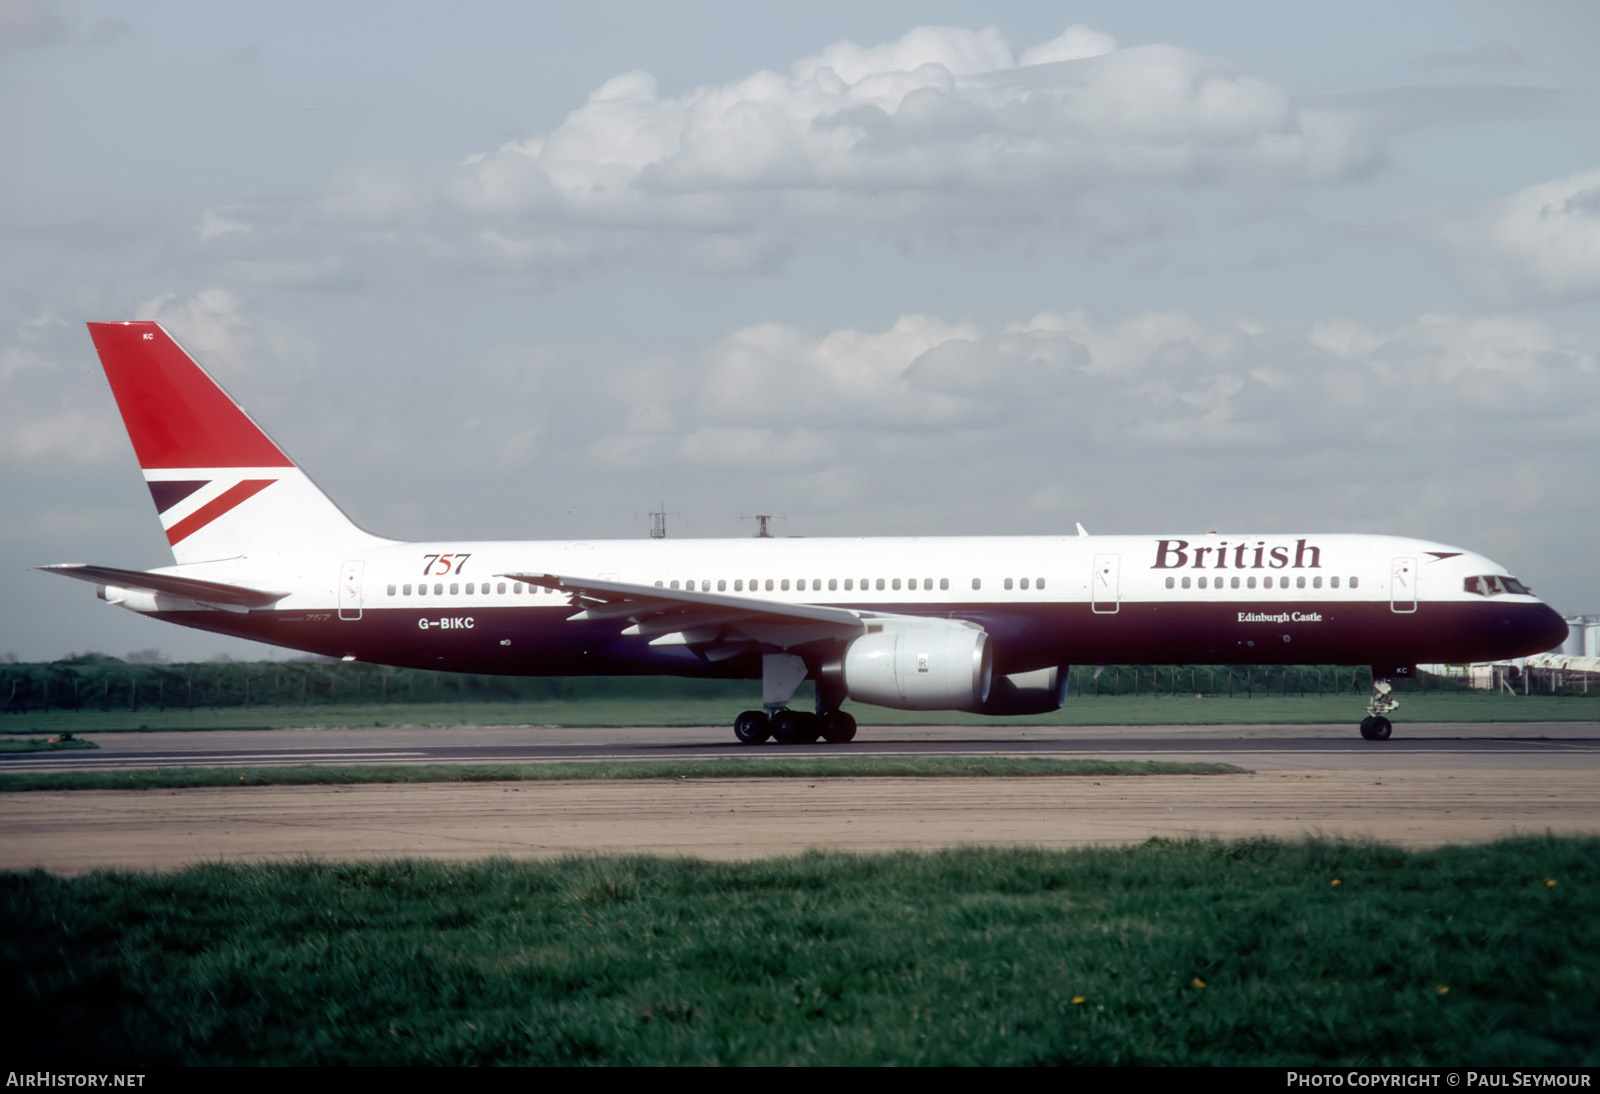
[771,709,820,744]
[819,710,857,743]
[733,710,770,745]
[1359,715,1392,741]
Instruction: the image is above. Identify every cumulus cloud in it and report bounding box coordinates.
[464,25,1374,205]
[1447,168,1600,301]
[192,23,1390,285]
[565,306,1598,528]
[0,313,123,468]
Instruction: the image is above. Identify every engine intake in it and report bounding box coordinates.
[842,622,992,710]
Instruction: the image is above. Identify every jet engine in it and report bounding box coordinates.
[841,620,992,710]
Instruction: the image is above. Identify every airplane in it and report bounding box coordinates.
[40,321,1569,744]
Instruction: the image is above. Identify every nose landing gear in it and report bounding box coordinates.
[1359,678,1398,740]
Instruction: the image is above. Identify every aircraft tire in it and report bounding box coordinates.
[769,709,802,744]
[1359,715,1393,741]
[771,709,820,744]
[819,710,857,743]
[734,710,771,745]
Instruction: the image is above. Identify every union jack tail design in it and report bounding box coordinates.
[87,321,385,565]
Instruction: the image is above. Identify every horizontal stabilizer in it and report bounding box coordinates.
[38,564,288,609]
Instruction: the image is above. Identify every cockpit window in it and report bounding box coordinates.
[1464,575,1531,597]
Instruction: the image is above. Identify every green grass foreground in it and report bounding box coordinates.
[3,839,1595,1065]
[0,736,96,753]
[0,757,1246,793]
[4,691,1596,734]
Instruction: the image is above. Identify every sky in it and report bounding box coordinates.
[2,0,1597,662]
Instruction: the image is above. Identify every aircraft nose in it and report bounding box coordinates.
[1527,602,1570,654]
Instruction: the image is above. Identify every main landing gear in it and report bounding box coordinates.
[733,708,858,745]
[730,651,859,745]
[1359,678,1398,741]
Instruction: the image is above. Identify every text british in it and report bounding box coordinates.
[1154,538,1322,571]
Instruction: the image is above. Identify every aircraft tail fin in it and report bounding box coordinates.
[86,321,387,564]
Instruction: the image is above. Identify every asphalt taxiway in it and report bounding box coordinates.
[3,722,1597,873]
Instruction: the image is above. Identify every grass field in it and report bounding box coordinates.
[4,838,1595,1065]
[0,756,1248,793]
[2,691,1595,734]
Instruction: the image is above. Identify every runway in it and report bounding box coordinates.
[4,722,1598,873]
[7,720,1600,774]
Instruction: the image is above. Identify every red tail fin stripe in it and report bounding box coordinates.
[87,322,294,470]
[164,479,276,546]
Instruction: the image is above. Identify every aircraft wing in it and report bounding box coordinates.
[499,572,870,656]
[38,564,289,611]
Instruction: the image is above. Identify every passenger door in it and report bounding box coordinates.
[1091,553,1120,615]
[1389,556,1417,614]
[338,560,364,621]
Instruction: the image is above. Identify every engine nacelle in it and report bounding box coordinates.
[961,666,1069,716]
[842,621,992,710]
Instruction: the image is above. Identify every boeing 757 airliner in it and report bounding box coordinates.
[41,322,1568,743]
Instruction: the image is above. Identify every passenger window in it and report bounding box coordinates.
[1020,578,1030,590]
[1165,576,1175,589]
[1246,577,1256,589]
[1313,576,1322,589]
[514,583,523,594]
[670,580,680,589]
[765,579,774,591]
[876,578,885,591]
[1230,577,1240,590]
[1037,577,1045,590]
[828,578,837,591]
[940,578,949,591]
[1331,576,1339,589]
[845,578,854,591]
[972,578,981,591]
[464,583,474,595]
[781,579,790,591]
[1351,576,1358,589]
[715,579,724,592]
[1296,576,1305,589]
[1004,578,1014,590]
[435,583,444,595]
[1181,576,1190,589]
[1198,576,1207,589]
[892,578,902,591]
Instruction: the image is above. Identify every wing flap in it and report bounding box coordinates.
[499,571,868,651]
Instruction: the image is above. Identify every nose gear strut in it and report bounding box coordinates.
[1359,678,1398,740]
